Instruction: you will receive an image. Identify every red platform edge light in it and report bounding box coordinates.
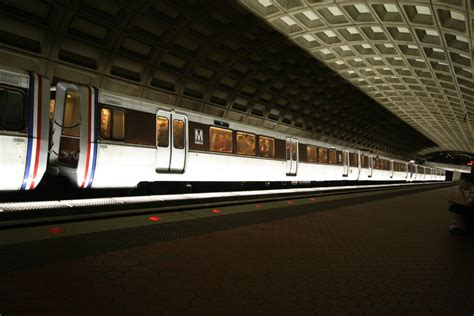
[48,227,64,234]
[255,203,262,208]
[149,216,162,221]
[211,209,222,213]
[287,201,294,205]
[309,197,316,201]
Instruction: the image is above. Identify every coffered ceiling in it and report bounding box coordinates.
[240,0,474,155]
[0,0,457,158]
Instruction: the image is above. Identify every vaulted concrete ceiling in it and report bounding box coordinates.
[0,0,453,159]
[240,0,474,156]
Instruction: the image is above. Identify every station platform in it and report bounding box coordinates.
[1,184,473,315]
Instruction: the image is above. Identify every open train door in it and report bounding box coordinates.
[285,137,298,176]
[155,110,187,173]
[50,83,98,188]
[342,150,349,177]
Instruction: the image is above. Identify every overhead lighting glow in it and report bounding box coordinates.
[327,6,343,16]
[354,58,362,62]
[361,43,371,49]
[432,48,444,53]
[415,6,431,15]
[347,70,355,74]
[281,16,296,26]
[407,44,418,49]
[455,35,468,43]
[384,43,394,48]
[257,0,273,7]
[335,60,344,65]
[302,10,319,20]
[320,48,331,55]
[373,56,382,61]
[302,34,316,42]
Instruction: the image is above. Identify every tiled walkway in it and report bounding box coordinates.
[1,185,473,315]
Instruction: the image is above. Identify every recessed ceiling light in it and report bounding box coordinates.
[361,43,371,49]
[281,16,296,26]
[347,70,355,74]
[373,57,382,61]
[321,48,331,54]
[340,45,350,51]
[455,35,468,43]
[354,58,362,62]
[384,43,394,48]
[432,47,444,53]
[335,60,344,65]
[397,27,410,33]
[302,10,319,21]
[407,44,418,49]
[415,6,431,15]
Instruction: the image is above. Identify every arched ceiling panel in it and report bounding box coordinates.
[0,0,442,158]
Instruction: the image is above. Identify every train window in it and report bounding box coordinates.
[173,119,185,149]
[62,91,81,137]
[259,136,275,158]
[156,116,169,147]
[337,151,343,165]
[236,132,256,156]
[100,108,111,139]
[349,153,358,167]
[112,110,125,140]
[291,142,297,160]
[210,126,233,153]
[307,145,317,162]
[0,90,25,131]
[328,149,337,164]
[318,147,328,163]
[362,155,369,168]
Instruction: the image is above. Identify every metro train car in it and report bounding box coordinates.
[46,80,446,189]
[0,66,50,190]
[0,65,445,191]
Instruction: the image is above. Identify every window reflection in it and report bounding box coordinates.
[210,127,232,153]
[156,116,169,147]
[307,145,317,162]
[318,147,328,163]
[259,136,275,158]
[173,119,185,149]
[236,132,256,156]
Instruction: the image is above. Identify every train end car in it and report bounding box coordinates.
[0,66,50,191]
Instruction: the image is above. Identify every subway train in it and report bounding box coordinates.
[0,67,446,191]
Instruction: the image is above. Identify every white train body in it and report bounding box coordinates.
[0,66,446,191]
[0,67,50,190]
[49,84,446,189]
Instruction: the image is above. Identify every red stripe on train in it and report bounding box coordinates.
[81,88,92,188]
[29,76,42,190]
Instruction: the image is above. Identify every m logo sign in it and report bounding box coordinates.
[194,129,204,145]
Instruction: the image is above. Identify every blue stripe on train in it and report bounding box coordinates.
[87,87,99,189]
[20,73,35,190]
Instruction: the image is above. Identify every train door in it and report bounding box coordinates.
[390,160,394,178]
[405,163,408,179]
[368,155,373,178]
[356,152,361,180]
[342,150,349,177]
[155,110,187,173]
[50,83,98,188]
[285,137,298,176]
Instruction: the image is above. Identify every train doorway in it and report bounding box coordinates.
[285,137,298,176]
[155,110,187,173]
